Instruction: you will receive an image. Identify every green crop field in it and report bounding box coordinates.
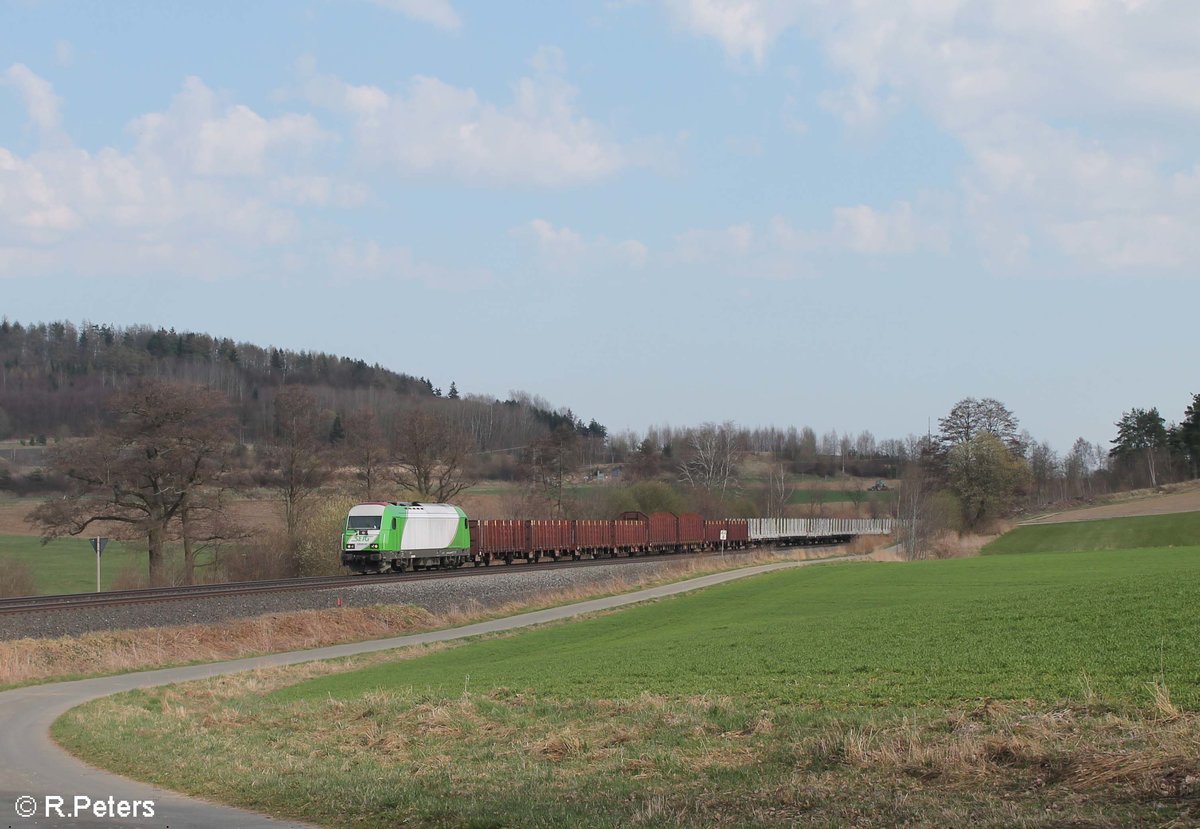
[56,519,1200,828]
[983,510,1200,555]
[277,546,1199,708]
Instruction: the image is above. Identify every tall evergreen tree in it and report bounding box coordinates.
[1110,407,1168,487]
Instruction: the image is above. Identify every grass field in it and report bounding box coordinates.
[56,520,1200,828]
[983,510,1200,555]
[788,488,894,505]
[0,534,157,594]
[274,547,1199,708]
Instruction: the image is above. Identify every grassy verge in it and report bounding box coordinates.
[1,546,850,688]
[984,510,1200,555]
[55,544,1200,828]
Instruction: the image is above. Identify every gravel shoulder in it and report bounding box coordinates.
[0,557,853,829]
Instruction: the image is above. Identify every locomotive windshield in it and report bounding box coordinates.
[347,515,382,530]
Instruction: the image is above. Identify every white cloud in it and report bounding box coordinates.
[268,176,369,207]
[130,77,327,177]
[331,240,489,288]
[664,0,804,66]
[0,67,392,282]
[833,202,947,255]
[671,204,946,278]
[665,0,1200,274]
[367,0,462,31]
[3,63,66,145]
[300,55,632,187]
[1050,215,1196,271]
[515,219,648,270]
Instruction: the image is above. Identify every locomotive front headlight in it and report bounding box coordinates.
[370,543,379,549]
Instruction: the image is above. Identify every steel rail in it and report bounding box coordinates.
[0,542,848,616]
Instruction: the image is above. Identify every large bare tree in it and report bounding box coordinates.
[523,425,579,517]
[679,421,743,497]
[267,385,332,540]
[29,381,234,585]
[764,462,794,519]
[939,397,1021,451]
[177,485,247,584]
[343,408,387,501]
[390,406,475,502]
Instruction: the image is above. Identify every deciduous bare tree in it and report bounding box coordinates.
[679,421,743,497]
[764,463,793,519]
[896,462,935,560]
[524,426,580,517]
[344,408,387,501]
[177,485,247,584]
[390,406,476,502]
[29,381,234,585]
[267,385,332,540]
[938,397,1021,451]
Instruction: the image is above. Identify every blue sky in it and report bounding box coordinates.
[2,0,1197,450]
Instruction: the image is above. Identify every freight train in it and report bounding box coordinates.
[340,501,895,575]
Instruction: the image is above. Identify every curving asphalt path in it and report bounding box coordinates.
[0,556,859,829]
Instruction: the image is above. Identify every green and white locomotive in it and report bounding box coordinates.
[341,502,470,574]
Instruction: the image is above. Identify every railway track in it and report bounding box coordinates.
[0,544,845,616]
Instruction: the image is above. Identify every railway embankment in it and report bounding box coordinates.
[0,547,860,686]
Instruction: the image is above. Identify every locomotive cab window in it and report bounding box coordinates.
[392,518,397,530]
[347,516,382,530]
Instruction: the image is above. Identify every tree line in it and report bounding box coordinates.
[895,393,1200,558]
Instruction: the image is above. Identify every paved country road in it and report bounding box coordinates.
[1,557,859,829]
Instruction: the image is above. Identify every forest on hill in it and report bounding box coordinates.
[0,319,601,458]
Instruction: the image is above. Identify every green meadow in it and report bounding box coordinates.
[788,488,894,505]
[277,545,1199,708]
[0,534,151,594]
[56,511,1200,829]
[983,510,1200,555]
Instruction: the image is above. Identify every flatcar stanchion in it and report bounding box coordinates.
[90,536,109,592]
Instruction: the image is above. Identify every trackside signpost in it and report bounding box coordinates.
[90,537,109,592]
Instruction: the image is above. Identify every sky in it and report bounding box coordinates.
[1,0,1197,451]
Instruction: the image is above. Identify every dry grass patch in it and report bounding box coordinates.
[805,699,1200,802]
[57,679,1200,829]
[0,604,436,686]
